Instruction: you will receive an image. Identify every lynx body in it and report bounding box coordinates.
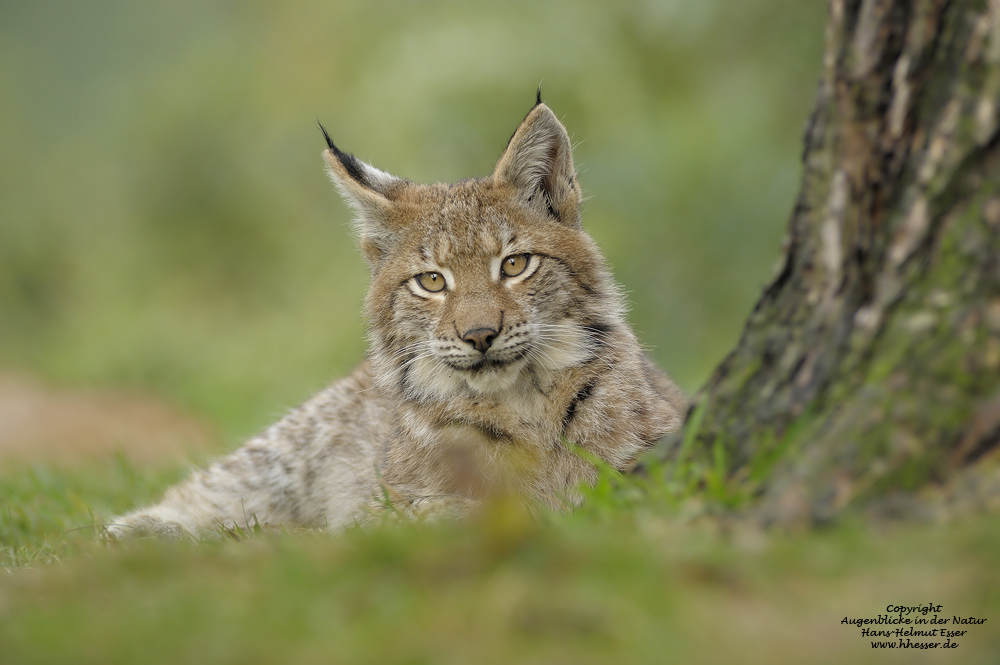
[107,98,685,538]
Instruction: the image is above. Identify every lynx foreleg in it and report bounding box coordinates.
[104,438,314,540]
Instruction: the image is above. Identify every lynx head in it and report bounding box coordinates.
[322,98,625,401]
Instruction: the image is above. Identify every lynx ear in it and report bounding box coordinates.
[319,122,407,265]
[492,101,581,228]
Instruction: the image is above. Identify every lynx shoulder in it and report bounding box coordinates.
[106,97,686,538]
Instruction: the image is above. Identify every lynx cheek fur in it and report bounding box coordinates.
[105,97,686,539]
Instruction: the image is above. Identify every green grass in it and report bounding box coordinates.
[0,456,185,569]
[1,456,998,664]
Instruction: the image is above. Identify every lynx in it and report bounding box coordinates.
[106,95,686,539]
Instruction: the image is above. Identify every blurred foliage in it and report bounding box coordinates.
[2,461,1000,663]
[0,0,825,438]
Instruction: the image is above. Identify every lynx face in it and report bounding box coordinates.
[323,101,624,402]
[370,189,609,399]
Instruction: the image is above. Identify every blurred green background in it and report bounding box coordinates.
[0,0,825,442]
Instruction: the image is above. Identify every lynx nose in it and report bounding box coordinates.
[462,327,498,353]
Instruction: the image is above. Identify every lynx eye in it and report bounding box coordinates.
[416,272,447,293]
[501,254,530,277]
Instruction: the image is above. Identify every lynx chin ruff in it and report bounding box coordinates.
[106,96,686,539]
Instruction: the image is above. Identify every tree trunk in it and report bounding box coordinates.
[646,0,1000,525]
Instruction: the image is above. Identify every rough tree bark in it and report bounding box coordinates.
[646,0,1000,525]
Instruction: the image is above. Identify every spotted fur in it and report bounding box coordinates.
[106,101,686,539]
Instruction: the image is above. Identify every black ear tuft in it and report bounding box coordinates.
[316,119,337,152]
[317,120,372,188]
[535,85,543,108]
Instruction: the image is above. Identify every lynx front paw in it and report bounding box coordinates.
[103,514,191,540]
